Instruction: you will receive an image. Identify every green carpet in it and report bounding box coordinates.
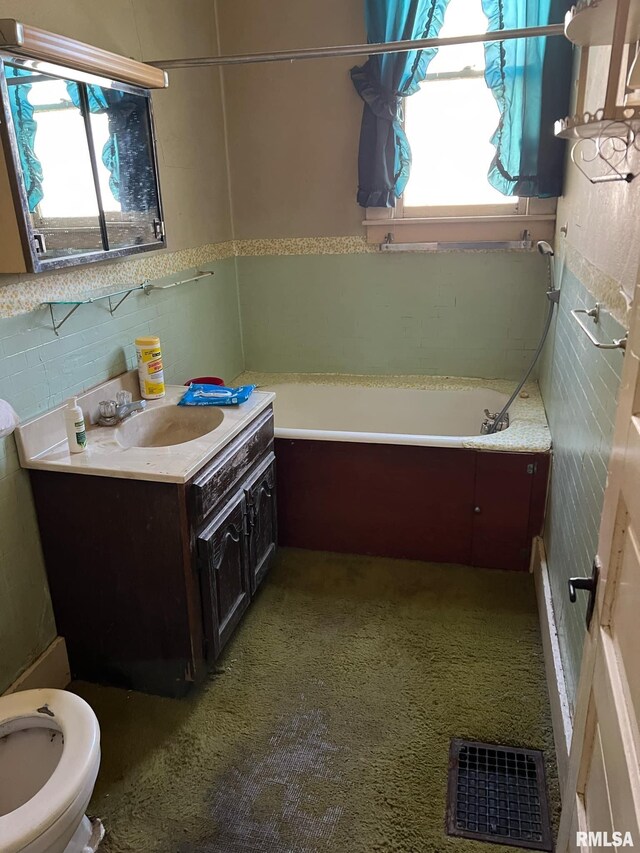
[73,548,559,853]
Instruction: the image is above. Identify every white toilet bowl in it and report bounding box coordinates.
[0,688,104,853]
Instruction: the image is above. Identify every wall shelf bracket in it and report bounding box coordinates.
[46,302,82,336]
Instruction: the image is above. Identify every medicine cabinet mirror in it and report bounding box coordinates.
[0,53,166,273]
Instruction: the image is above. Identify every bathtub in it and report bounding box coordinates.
[264,382,510,447]
[238,374,551,571]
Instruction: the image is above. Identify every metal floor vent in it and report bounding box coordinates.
[446,739,553,851]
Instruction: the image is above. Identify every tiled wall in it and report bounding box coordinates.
[539,265,624,711]
[238,251,548,379]
[0,259,243,692]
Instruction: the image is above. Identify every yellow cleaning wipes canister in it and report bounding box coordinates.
[135,336,165,399]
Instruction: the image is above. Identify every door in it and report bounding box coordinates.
[197,489,251,657]
[557,285,640,850]
[245,453,278,594]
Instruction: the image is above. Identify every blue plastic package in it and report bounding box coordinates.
[178,383,256,407]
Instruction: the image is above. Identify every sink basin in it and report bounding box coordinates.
[115,406,225,448]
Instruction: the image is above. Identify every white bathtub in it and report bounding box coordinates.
[261,382,509,448]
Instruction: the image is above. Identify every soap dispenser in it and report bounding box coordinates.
[65,397,87,453]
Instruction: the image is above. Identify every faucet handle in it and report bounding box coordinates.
[99,400,118,419]
[115,390,132,406]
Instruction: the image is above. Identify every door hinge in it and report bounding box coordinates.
[153,218,165,240]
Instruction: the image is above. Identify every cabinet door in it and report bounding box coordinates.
[197,490,251,657]
[471,452,539,571]
[245,453,278,594]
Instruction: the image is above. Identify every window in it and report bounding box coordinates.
[403,0,514,212]
[363,0,556,245]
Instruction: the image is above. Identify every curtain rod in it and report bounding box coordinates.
[150,23,565,69]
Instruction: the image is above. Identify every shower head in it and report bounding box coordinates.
[537,240,554,257]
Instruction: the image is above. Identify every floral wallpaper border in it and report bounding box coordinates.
[0,242,235,320]
[2,234,629,324]
[0,237,381,319]
[234,236,378,257]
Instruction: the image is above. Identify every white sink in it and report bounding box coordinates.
[15,373,275,483]
[115,406,225,448]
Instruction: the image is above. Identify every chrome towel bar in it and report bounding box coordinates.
[143,270,214,294]
[380,239,534,252]
[571,304,628,351]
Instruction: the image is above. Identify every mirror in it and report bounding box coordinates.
[1,58,165,270]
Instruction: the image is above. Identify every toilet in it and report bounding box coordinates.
[0,689,104,853]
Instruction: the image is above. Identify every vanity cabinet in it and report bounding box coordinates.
[29,406,276,697]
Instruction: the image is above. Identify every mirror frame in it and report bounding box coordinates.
[0,51,167,273]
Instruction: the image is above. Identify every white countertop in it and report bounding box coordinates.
[16,373,275,484]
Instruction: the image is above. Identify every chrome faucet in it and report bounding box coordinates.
[97,391,146,426]
[480,409,509,435]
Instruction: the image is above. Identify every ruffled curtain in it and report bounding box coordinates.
[350,0,451,207]
[482,0,573,197]
[66,84,156,212]
[6,66,43,212]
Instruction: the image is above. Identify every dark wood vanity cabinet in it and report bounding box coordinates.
[29,406,277,697]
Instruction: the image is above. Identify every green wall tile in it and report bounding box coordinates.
[539,268,624,713]
[237,252,548,379]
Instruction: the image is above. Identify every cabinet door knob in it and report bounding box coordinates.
[474,506,481,514]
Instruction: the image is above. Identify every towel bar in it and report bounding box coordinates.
[571,304,628,351]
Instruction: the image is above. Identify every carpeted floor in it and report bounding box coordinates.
[73,548,559,853]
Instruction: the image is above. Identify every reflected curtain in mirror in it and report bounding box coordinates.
[5,65,43,211]
[66,83,156,213]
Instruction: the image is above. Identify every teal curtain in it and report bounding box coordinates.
[66,83,122,203]
[482,0,572,197]
[350,0,451,207]
[5,66,43,212]
[66,84,156,212]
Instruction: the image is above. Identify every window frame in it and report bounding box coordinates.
[362,31,557,248]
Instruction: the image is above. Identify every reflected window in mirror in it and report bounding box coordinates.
[1,58,165,271]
